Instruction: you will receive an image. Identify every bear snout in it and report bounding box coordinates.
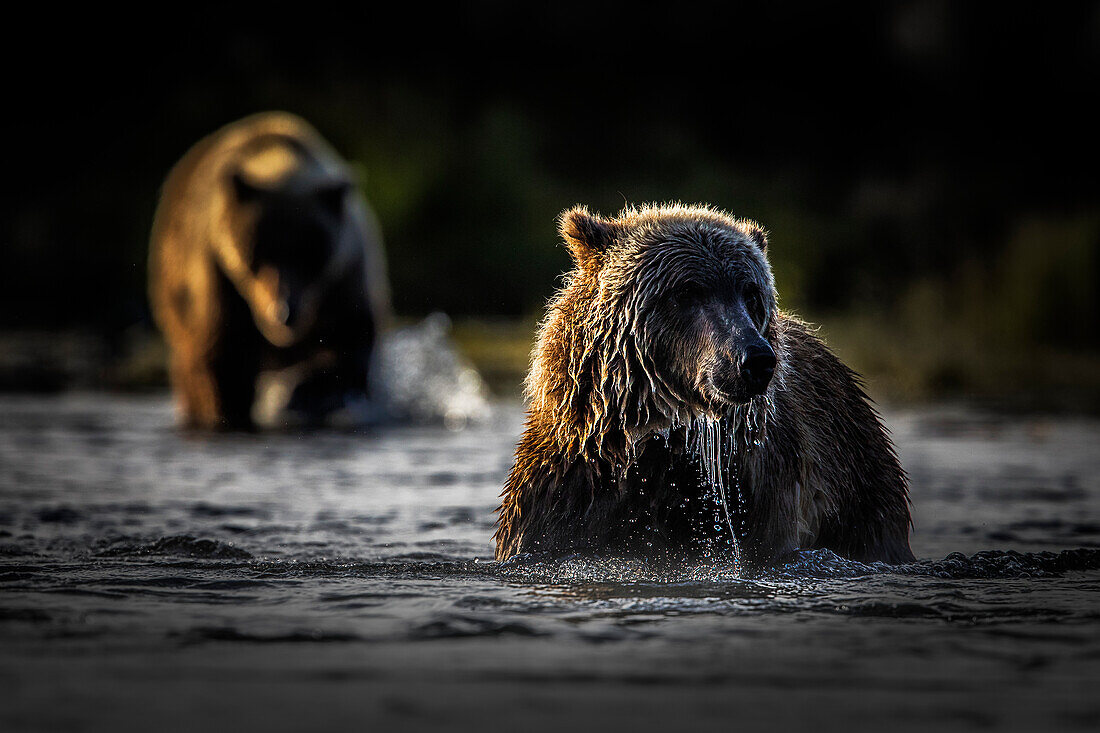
[277,294,302,328]
[703,341,776,403]
[740,344,776,396]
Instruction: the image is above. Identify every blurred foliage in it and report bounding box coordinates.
[816,215,1100,408]
[2,2,1098,404]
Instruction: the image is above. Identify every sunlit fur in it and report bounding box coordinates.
[495,203,914,566]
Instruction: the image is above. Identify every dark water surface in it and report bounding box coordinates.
[1,395,1098,732]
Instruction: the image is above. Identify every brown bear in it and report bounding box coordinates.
[149,112,390,429]
[494,203,914,568]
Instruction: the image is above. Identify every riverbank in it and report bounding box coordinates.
[2,316,1098,412]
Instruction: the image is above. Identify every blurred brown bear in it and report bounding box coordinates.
[149,112,390,429]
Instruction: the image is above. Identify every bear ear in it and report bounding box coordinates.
[746,224,768,252]
[559,206,620,267]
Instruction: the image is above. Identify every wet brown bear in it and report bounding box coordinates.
[149,112,390,429]
[495,203,914,567]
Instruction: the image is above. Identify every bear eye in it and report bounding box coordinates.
[668,282,702,308]
[743,283,767,327]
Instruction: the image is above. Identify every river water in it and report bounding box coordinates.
[1,394,1098,732]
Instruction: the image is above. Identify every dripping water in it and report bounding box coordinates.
[683,395,772,570]
[687,415,741,569]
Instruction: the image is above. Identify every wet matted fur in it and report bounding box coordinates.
[495,203,914,567]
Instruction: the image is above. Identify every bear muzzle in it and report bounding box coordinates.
[703,340,776,404]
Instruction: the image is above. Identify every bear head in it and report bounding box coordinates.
[215,135,357,348]
[535,203,778,448]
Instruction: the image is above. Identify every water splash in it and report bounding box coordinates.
[375,313,490,428]
[254,312,490,429]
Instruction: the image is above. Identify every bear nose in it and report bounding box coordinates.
[740,345,776,395]
[281,298,299,327]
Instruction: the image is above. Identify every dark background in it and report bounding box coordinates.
[4,1,1098,404]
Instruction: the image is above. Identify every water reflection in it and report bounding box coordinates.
[0,397,1099,729]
